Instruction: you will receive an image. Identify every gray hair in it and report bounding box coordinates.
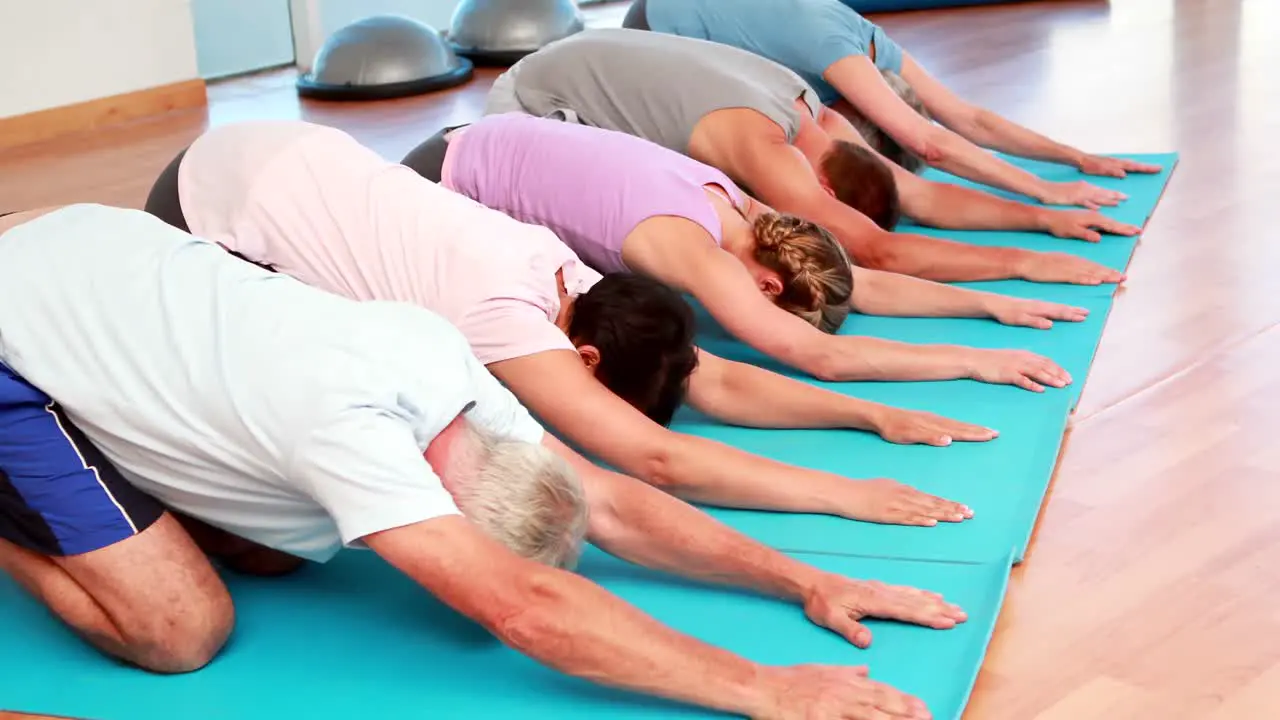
[448,421,589,570]
[846,70,933,175]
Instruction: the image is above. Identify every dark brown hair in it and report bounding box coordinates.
[819,141,902,231]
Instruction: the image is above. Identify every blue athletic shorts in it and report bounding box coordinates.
[0,362,164,556]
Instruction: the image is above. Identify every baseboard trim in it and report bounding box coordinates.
[0,79,208,152]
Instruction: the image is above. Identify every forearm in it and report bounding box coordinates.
[660,434,872,517]
[903,179,1048,232]
[854,228,1031,283]
[927,129,1054,201]
[850,266,997,319]
[505,569,769,714]
[830,335,978,383]
[688,358,888,430]
[958,109,1084,167]
[588,471,820,601]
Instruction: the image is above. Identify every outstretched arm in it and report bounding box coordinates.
[686,350,997,445]
[624,223,1069,390]
[898,54,1163,179]
[825,55,1104,206]
[539,433,967,643]
[366,517,941,717]
[487,350,968,525]
[817,105,1141,240]
[849,265,1090,330]
[365,517,770,714]
[735,137,1122,285]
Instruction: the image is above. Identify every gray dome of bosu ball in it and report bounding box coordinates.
[448,0,584,66]
[296,15,474,101]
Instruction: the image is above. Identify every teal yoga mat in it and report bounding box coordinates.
[0,548,1012,720]
[672,154,1178,564]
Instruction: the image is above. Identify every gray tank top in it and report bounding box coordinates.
[493,28,822,154]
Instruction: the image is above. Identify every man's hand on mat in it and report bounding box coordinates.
[803,577,968,648]
[1013,250,1125,286]
[986,296,1090,330]
[1039,208,1142,243]
[964,349,1071,392]
[755,665,932,719]
[1035,179,1127,209]
[873,408,998,446]
[1076,154,1164,178]
[845,479,972,526]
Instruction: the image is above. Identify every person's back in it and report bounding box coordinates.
[0,205,519,561]
[489,28,820,153]
[444,113,745,274]
[639,0,901,106]
[179,120,596,367]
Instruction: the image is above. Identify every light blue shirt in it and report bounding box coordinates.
[0,205,542,562]
[645,0,904,106]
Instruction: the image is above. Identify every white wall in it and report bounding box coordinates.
[0,0,200,118]
[291,0,460,72]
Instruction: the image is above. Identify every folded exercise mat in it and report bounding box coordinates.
[0,547,1012,720]
[671,154,1177,564]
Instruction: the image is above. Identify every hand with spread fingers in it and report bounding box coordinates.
[1041,208,1141,242]
[1015,250,1125,286]
[1076,154,1164,178]
[1036,179,1127,209]
[874,408,998,447]
[964,348,1072,393]
[987,296,1090,330]
[802,577,968,649]
[754,664,934,720]
[843,479,973,526]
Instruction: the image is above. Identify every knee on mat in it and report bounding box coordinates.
[124,584,236,674]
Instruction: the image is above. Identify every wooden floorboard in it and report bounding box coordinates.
[2,1,1277,717]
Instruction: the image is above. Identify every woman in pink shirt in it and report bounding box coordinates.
[144,119,989,529]
[407,112,1082,390]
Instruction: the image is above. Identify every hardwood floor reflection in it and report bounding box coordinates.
[2,1,1277,718]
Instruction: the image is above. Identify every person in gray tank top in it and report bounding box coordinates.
[487,27,821,156]
[487,29,1141,289]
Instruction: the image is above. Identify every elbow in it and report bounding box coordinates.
[849,230,899,272]
[915,130,951,166]
[493,570,573,655]
[632,439,681,492]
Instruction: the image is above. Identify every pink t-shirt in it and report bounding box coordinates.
[178,120,601,366]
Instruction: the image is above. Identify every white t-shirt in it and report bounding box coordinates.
[179,119,603,366]
[0,204,544,562]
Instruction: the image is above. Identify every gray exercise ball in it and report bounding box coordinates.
[297,15,474,101]
[448,0,584,66]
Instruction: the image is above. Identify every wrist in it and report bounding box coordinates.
[998,246,1030,278]
[1028,178,1055,204]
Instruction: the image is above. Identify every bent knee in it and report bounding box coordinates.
[128,590,235,674]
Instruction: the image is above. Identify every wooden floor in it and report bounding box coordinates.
[2,0,1278,717]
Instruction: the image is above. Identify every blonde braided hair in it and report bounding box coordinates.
[751,213,853,333]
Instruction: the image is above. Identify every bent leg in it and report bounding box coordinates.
[173,511,305,578]
[401,126,457,185]
[0,364,233,672]
[143,148,191,233]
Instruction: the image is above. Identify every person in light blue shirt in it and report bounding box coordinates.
[626,0,1160,202]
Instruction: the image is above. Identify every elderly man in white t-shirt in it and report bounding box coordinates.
[0,205,960,719]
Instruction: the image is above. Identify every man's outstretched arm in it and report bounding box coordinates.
[539,438,969,649]
[364,516,933,719]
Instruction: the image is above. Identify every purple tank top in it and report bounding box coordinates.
[443,112,744,274]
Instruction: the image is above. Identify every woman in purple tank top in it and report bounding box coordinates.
[414,113,1091,393]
